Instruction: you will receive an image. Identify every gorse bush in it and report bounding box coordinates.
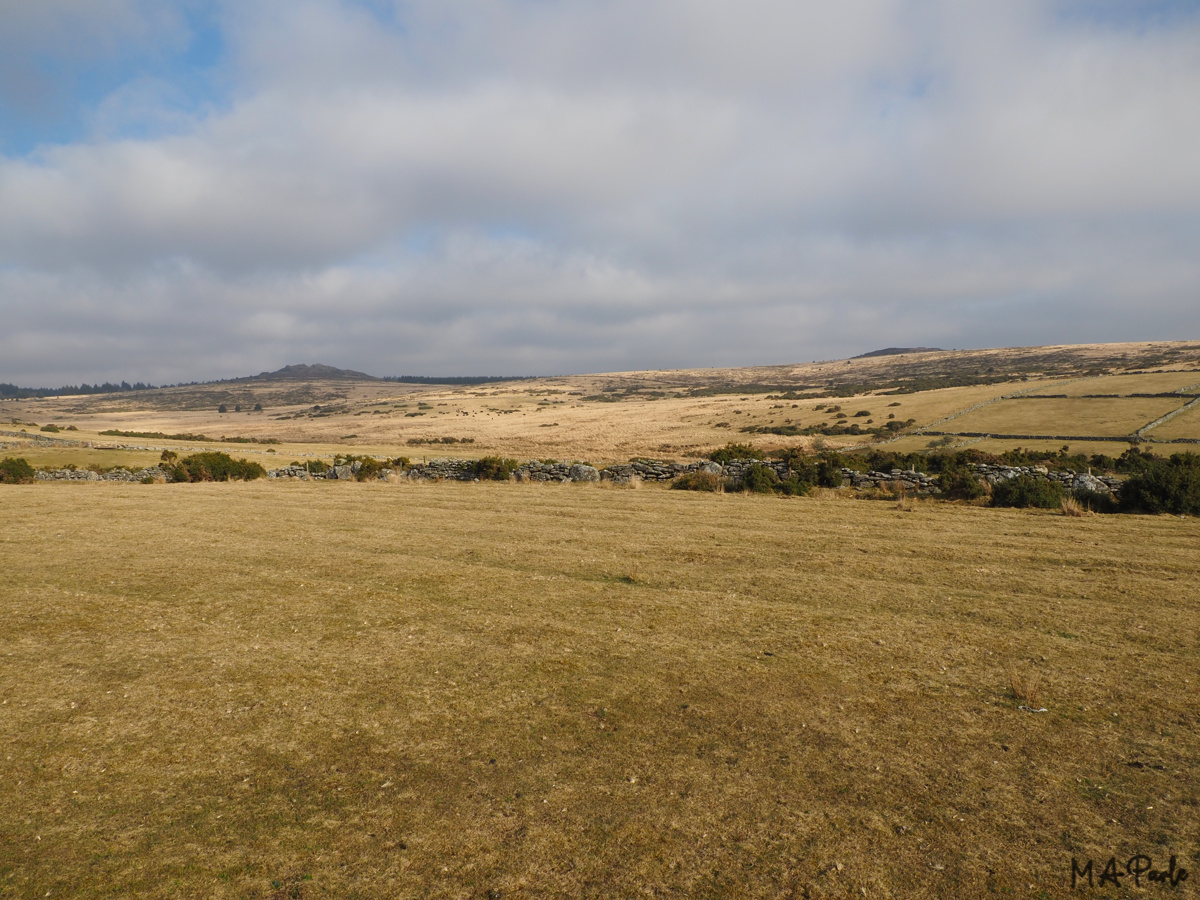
[709,443,763,465]
[1072,487,1118,514]
[939,465,986,500]
[991,475,1065,509]
[815,459,844,488]
[0,457,35,484]
[472,457,519,481]
[773,475,812,497]
[671,471,723,492]
[334,455,387,481]
[1119,452,1200,516]
[169,452,266,483]
[740,463,779,494]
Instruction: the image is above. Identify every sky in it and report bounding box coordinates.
[1,1,1199,385]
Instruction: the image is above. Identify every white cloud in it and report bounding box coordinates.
[0,0,1198,384]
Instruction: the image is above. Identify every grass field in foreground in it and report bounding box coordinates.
[1,483,1198,899]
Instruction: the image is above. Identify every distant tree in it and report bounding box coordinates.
[253,402,263,411]
[218,404,228,413]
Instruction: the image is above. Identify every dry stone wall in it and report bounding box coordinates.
[36,466,167,482]
[23,453,1122,497]
[260,456,1123,496]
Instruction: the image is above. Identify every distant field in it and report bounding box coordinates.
[939,397,1184,440]
[878,436,1149,459]
[1023,372,1200,397]
[1148,401,1200,443]
[7,341,1200,468]
[2,483,1198,898]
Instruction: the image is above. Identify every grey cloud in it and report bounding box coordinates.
[0,0,188,120]
[0,1,1198,385]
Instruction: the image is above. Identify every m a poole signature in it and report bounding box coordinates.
[1072,855,1189,889]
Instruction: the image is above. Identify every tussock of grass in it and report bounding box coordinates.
[1061,495,1088,517]
[1008,667,1044,707]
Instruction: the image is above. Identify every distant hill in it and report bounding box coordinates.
[853,347,944,358]
[252,364,379,382]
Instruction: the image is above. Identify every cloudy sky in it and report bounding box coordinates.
[1,1,1198,385]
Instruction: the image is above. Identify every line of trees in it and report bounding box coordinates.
[0,381,158,399]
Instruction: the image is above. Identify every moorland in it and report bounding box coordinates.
[2,341,1199,898]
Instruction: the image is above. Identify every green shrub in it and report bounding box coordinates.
[39,424,60,433]
[815,460,844,488]
[473,456,519,481]
[1119,453,1200,515]
[0,457,35,484]
[170,452,266,483]
[991,475,1064,509]
[672,471,723,492]
[740,463,778,494]
[774,476,811,496]
[939,466,985,501]
[709,443,763,465]
[391,456,412,470]
[350,456,385,481]
[1072,488,1118,514]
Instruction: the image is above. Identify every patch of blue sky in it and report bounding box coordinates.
[347,0,407,33]
[1053,0,1200,32]
[0,4,227,157]
[400,226,441,257]
[869,69,939,123]
[485,223,547,246]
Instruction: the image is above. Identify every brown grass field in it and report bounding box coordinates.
[5,340,1199,466]
[3,341,1200,898]
[2,481,1198,899]
[1151,404,1200,443]
[939,398,1185,441]
[1022,372,1200,397]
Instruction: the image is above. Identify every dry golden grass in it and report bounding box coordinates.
[945,397,1185,439]
[1149,403,1200,442]
[8,341,1200,468]
[1023,371,1200,397]
[1060,496,1088,518]
[2,482,1198,898]
[1007,668,1044,708]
